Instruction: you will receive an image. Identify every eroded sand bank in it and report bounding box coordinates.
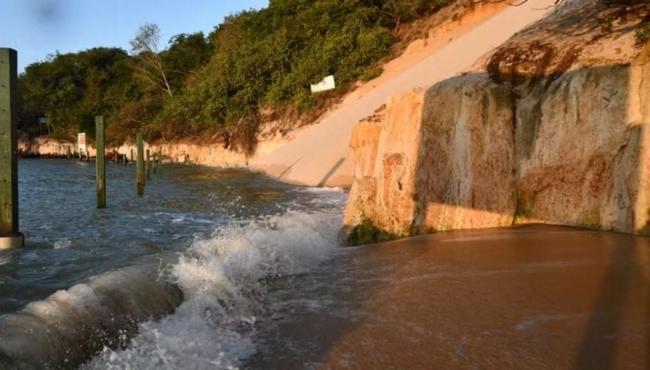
[249,0,557,187]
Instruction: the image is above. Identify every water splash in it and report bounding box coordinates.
[84,210,341,369]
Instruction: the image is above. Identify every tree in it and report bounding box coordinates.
[18,48,139,138]
[161,32,212,90]
[381,0,429,30]
[130,23,174,97]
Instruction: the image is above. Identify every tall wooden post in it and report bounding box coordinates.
[0,49,23,249]
[136,133,145,197]
[95,116,106,209]
[146,149,151,180]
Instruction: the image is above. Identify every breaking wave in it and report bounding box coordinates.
[85,210,341,369]
[0,206,343,369]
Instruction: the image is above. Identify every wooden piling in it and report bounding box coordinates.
[153,153,159,175]
[0,48,23,248]
[146,149,151,181]
[136,133,145,197]
[95,116,106,209]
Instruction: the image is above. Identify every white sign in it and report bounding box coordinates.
[310,75,336,93]
[77,133,87,154]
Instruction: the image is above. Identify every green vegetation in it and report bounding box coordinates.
[346,217,397,246]
[18,0,451,146]
[636,21,650,46]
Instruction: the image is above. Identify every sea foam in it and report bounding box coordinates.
[83,209,342,369]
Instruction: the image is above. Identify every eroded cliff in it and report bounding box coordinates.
[344,0,650,242]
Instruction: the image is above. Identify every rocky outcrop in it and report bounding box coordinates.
[344,0,650,239]
[18,137,76,157]
[115,142,250,167]
[18,138,253,167]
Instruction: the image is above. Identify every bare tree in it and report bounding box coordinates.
[130,23,173,97]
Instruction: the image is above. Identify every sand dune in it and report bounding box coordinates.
[250,0,557,188]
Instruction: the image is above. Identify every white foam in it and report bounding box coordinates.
[297,186,346,193]
[84,209,342,369]
[53,239,72,249]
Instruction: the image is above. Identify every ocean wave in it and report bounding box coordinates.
[0,200,342,369]
[0,208,342,369]
[83,209,341,369]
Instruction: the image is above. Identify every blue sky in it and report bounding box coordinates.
[0,0,268,72]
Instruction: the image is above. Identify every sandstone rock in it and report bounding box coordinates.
[344,91,424,237]
[344,75,516,237]
[344,0,650,240]
[515,64,650,233]
[414,74,516,233]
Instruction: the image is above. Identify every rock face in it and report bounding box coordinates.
[414,75,517,233]
[19,137,76,157]
[18,138,252,167]
[515,64,650,233]
[344,0,650,238]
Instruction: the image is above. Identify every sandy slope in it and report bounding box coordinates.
[250,0,557,188]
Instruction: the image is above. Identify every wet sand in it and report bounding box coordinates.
[249,225,649,369]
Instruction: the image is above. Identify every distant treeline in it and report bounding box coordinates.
[18,0,451,150]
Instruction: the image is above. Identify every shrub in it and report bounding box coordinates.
[636,22,650,46]
[346,218,397,246]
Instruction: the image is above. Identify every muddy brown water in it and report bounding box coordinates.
[249,225,649,370]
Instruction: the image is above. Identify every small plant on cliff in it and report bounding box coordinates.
[636,21,650,46]
[346,218,397,246]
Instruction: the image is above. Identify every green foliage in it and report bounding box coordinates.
[346,217,397,246]
[18,0,452,146]
[636,21,650,46]
[162,33,212,90]
[18,48,138,138]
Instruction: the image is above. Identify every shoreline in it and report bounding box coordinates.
[247,224,650,369]
[8,159,650,369]
[15,0,530,190]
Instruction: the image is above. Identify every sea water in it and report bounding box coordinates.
[0,159,346,368]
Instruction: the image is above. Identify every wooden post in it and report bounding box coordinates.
[95,116,106,209]
[153,153,159,175]
[136,133,145,197]
[0,48,23,249]
[146,149,152,180]
[130,148,134,162]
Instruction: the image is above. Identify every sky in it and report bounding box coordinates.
[0,0,268,72]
